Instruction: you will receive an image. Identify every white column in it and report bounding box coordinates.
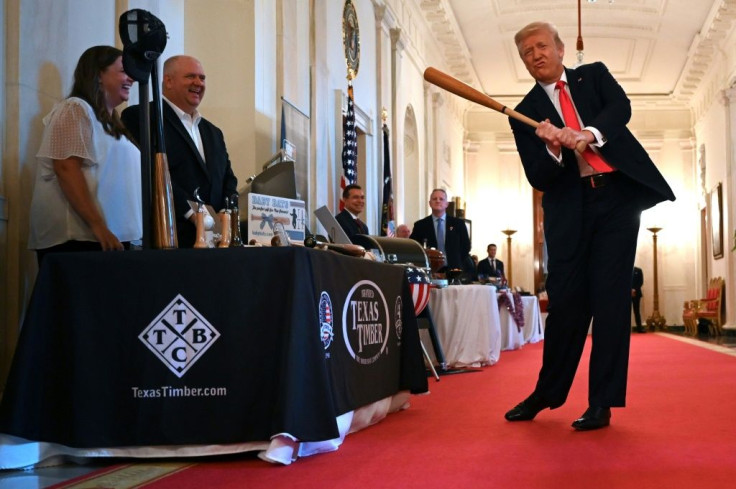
[721,87,736,329]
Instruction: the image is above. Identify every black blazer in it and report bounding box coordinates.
[410,215,471,270]
[335,209,368,242]
[632,266,643,298]
[121,102,238,247]
[509,62,675,262]
[477,257,504,279]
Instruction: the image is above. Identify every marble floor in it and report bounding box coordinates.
[0,459,115,489]
[1,327,735,489]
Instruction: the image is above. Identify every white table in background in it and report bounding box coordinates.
[497,293,544,350]
[425,285,502,367]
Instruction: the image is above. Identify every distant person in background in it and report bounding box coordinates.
[335,184,369,241]
[29,46,141,265]
[396,223,412,238]
[632,266,644,333]
[410,188,471,272]
[477,243,505,282]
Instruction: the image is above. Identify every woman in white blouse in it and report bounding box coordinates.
[29,45,142,264]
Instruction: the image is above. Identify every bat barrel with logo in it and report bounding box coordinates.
[193,187,208,249]
[152,152,178,248]
[229,193,243,247]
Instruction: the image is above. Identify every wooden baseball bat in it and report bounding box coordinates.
[303,235,366,258]
[423,67,587,153]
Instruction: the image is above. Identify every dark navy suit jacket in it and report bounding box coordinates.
[477,257,504,279]
[509,62,675,262]
[410,214,471,270]
[122,102,238,247]
[335,209,368,242]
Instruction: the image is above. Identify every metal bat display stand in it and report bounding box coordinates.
[416,305,447,381]
[419,340,439,382]
[135,60,177,249]
[137,81,153,248]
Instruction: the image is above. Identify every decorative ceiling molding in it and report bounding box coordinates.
[674,0,736,104]
[418,0,480,88]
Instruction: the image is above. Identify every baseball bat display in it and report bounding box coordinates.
[423,67,587,153]
[303,235,366,258]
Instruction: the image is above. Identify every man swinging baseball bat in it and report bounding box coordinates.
[426,21,674,431]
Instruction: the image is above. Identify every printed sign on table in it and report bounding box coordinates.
[247,193,306,245]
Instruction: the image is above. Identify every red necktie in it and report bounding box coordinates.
[356,218,366,234]
[555,80,614,173]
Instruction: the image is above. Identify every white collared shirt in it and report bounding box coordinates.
[538,71,607,173]
[539,72,605,146]
[163,96,205,162]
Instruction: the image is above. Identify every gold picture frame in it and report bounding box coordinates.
[709,182,724,259]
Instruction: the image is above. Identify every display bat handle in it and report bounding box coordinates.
[303,235,366,258]
[423,67,588,153]
[218,211,231,248]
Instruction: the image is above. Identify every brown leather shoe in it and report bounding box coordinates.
[571,407,611,431]
[504,393,550,421]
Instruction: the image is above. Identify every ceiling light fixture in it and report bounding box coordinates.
[576,0,585,66]
[577,0,614,66]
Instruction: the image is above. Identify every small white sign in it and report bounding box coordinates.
[247,193,306,245]
[282,139,296,161]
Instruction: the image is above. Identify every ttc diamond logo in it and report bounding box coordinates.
[140,294,220,378]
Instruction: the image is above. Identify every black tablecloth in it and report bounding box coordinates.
[0,247,427,448]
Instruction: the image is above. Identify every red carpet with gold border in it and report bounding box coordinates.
[50,333,736,489]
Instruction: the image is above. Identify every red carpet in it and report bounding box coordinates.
[53,334,736,488]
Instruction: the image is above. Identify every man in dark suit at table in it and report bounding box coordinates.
[504,21,675,431]
[335,184,369,241]
[477,243,505,282]
[121,55,237,247]
[410,188,471,273]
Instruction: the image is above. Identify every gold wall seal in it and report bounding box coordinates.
[342,0,360,79]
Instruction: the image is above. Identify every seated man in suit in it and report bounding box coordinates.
[477,243,505,283]
[335,184,369,242]
[396,223,412,238]
[122,55,237,247]
[410,188,471,273]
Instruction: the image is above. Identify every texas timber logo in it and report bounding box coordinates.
[139,294,220,378]
[342,280,390,365]
[319,291,335,350]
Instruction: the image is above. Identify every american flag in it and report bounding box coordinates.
[340,82,358,211]
[380,123,395,236]
[404,265,431,317]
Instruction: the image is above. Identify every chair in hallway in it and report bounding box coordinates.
[693,277,725,336]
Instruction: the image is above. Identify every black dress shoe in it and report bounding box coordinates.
[505,393,550,421]
[571,407,611,431]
